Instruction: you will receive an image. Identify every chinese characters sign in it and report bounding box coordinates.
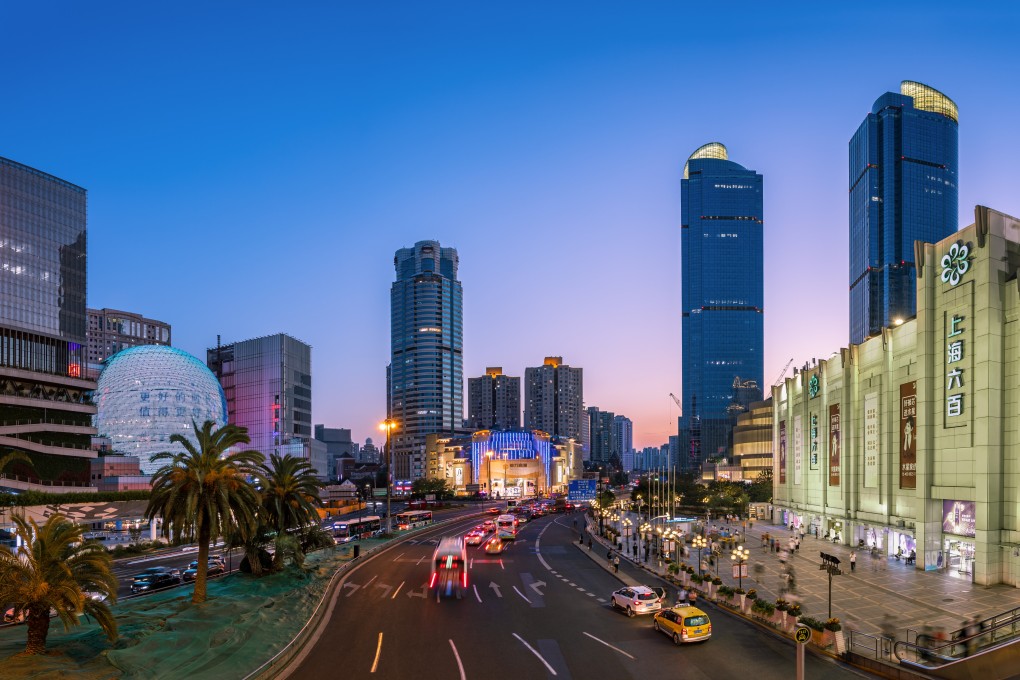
[828,404,840,487]
[900,381,917,489]
[793,415,803,485]
[942,500,976,538]
[779,421,787,484]
[810,414,819,470]
[863,392,879,488]
[945,313,967,426]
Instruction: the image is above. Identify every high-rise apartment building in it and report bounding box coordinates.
[207,333,312,458]
[467,367,520,430]
[0,156,96,485]
[587,406,615,466]
[612,415,633,467]
[680,143,764,472]
[86,307,171,379]
[849,81,958,344]
[524,357,583,441]
[389,240,464,480]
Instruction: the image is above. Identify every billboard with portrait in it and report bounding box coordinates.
[942,500,976,537]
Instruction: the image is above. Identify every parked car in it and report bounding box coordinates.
[653,605,712,644]
[610,586,663,617]
[130,571,181,594]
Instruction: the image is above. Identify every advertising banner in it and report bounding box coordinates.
[863,392,879,488]
[779,421,787,484]
[829,404,840,487]
[809,414,819,470]
[942,500,976,537]
[900,381,917,489]
[793,415,803,485]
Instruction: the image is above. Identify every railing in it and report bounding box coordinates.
[848,629,890,660]
[0,418,93,428]
[0,473,93,488]
[0,434,92,450]
[894,606,1020,668]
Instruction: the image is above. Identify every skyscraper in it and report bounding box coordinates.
[86,307,171,379]
[524,357,583,441]
[612,414,633,467]
[0,156,96,485]
[680,143,764,471]
[467,367,520,430]
[586,406,615,465]
[389,240,464,480]
[849,80,958,344]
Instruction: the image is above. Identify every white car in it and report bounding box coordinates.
[465,531,484,546]
[610,586,663,617]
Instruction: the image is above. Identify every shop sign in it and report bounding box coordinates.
[942,500,976,537]
[808,374,820,398]
[940,241,970,287]
[810,414,819,469]
[829,404,840,487]
[945,314,966,422]
[863,392,879,488]
[793,415,803,485]
[778,421,787,484]
[900,382,917,489]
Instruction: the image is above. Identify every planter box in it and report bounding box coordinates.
[811,629,830,648]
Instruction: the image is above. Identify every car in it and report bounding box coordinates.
[610,586,663,617]
[487,507,500,514]
[482,520,495,531]
[130,571,181,594]
[131,566,171,582]
[465,531,484,546]
[484,537,506,554]
[182,559,226,582]
[517,514,529,524]
[653,605,712,644]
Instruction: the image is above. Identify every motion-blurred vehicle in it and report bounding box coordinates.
[610,586,662,617]
[182,558,226,582]
[465,530,485,546]
[130,571,181,594]
[484,537,506,554]
[653,606,712,644]
[430,537,468,599]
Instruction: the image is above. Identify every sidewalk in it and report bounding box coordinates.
[594,512,1020,642]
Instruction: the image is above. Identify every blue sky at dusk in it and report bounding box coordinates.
[3,2,1019,448]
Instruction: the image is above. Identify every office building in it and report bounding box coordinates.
[680,143,764,472]
[389,240,464,480]
[524,357,584,441]
[612,415,633,467]
[730,398,772,481]
[467,367,521,430]
[207,333,312,459]
[314,425,357,480]
[587,407,615,466]
[360,437,380,464]
[86,307,171,379]
[0,156,96,486]
[849,81,959,344]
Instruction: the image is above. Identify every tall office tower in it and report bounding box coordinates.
[680,143,764,473]
[0,156,96,485]
[467,367,521,430]
[314,425,356,480]
[849,81,958,344]
[86,308,171,379]
[207,333,312,458]
[586,406,616,466]
[389,240,463,480]
[524,357,584,441]
[611,415,633,466]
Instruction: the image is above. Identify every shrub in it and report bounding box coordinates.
[751,599,775,616]
[691,574,703,584]
[775,598,789,612]
[787,604,802,617]
[667,563,680,575]
[825,617,842,632]
[718,585,733,597]
[734,587,746,595]
[711,577,722,586]
[745,589,758,600]
[799,616,825,631]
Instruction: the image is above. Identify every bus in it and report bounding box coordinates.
[496,514,518,540]
[430,536,468,599]
[332,516,382,542]
[395,510,433,530]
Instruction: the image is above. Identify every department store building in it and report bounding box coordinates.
[773,206,1020,586]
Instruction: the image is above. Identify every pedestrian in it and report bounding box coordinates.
[613,555,620,573]
[688,589,698,607]
[677,587,688,605]
[880,613,897,655]
[850,550,857,572]
[608,548,613,561]
[965,617,980,656]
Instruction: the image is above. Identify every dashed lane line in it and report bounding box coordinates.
[370,632,383,673]
[473,584,482,603]
[391,581,404,599]
[513,586,532,604]
[512,633,557,676]
[449,640,467,680]
[583,632,635,660]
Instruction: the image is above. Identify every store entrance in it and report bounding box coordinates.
[942,538,975,579]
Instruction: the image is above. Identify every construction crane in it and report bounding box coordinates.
[773,358,794,386]
[669,392,682,417]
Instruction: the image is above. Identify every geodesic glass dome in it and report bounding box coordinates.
[94,345,227,474]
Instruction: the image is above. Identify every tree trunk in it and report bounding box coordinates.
[194,524,210,604]
[25,608,50,655]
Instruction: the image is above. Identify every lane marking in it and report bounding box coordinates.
[537,552,552,570]
[586,593,596,597]
[513,586,532,604]
[597,598,607,603]
[499,559,505,571]
[512,633,557,676]
[391,581,404,599]
[469,558,474,569]
[370,632,383,673]
[449,639,467,680]
[473,584,482,603]
[416,555,428,566]
[583,631,635,660]
[364,575,377,588]
[575,587,586,592]
[568,582,577,586]
[392,552,404,562]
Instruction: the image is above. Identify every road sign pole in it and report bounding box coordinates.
[794,625,810,680]
[797,640,805,680]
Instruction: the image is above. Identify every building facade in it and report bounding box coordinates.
[207,333,312,458]
[731,398,773,481]
[86,307,171,379]
[0,156,97,486]
[587,406,615,466]
[389,240,464,480]
[524,357,584,441]
[773,207,1020,587]
[849,80,959,344]
[314,425,356,480]
[612,415,633,468]
[467,367,520,430]
[680,143,764,472]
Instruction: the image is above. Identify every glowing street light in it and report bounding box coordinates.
[692,534,708,580]
[731,544,750,590]
[379,419,397,533]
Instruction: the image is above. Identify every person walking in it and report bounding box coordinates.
[850,550,857,572]
[688,589,698,608]
[677,586,688,606]
[613,554,620,574]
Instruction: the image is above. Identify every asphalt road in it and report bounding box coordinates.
[286,513,875,680]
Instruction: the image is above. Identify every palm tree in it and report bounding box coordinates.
[0,513,118,655]
[257,453,324,570]
[145,420,264,604]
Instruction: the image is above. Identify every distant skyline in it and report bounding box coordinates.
[3,3,1019,449]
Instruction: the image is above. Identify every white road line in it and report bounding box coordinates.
[391,581,405,599]
[499,559,505,571]
[512,633,557,676]
[575,587,586,592]
[473,584,482,603]
[392,552,404,562]
[537,552,552,570]
[512,586,532,604]
[370,632,383,673]
[449,640,467,680]
[583,632,635,660]
[568,582,577,586]
[416,555,428,566]
[364,575,377,588]
[597,598,607,603]
[586,593,596,597]
[469,558,474,568]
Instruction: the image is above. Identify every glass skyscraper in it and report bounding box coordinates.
[389,240,463,480]
[680,143,764,471]
[849,80,958,344]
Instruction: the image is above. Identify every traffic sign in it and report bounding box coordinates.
[795,625,811,644]
[568,479,597,501]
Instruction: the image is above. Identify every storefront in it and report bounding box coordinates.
[941,499,976,579]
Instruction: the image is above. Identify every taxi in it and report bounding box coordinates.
[652,605,712,645]
[484,537,506,554]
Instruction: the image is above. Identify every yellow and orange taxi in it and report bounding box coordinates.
[652,605,712,645]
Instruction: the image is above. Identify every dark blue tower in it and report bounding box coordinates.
[680,143,764,471]
[849,81,958,344]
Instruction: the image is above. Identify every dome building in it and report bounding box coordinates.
[94,345,227,473]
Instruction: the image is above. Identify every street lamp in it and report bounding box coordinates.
[692,535,707,580]
[379,419,397,533]
[731,545,749,590]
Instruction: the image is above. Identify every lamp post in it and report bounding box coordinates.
[379,419,396,533]
[731,545,749,590]
[692,535,707,580]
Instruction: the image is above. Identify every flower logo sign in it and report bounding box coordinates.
[808,374,820,399]
[940,242,970,287]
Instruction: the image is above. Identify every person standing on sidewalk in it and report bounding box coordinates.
[613,554,620,573]
[850,550,857,572]
[688,589,698,608]
[677,586,688,606]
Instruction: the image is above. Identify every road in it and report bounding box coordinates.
[286,512,874,680]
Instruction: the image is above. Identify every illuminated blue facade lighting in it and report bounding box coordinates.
[470,430,552,485]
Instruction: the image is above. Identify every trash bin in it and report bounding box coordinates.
[353,544,360,558]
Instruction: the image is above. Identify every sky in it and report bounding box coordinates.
[3,2,1020,449]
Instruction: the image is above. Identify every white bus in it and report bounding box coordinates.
[395,510,433,530]
[496,514,518,540]
[332,516,382,542]
[430,536,468,599]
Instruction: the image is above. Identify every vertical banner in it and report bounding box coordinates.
[793,415,803,485]
[863,392,879,488]
[779,421,787,484]
[829,404,841,486]
[809,413,819,470]
[900,381,917,489]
